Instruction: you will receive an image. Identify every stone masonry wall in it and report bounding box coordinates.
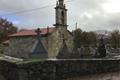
[7,36,37,59]
[0,59,120,80]
[7,28,73,59]
[48,27,73,58]
[7,36,48,59]
[0,60,19,80]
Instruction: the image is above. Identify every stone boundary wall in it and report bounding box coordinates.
[0,59,120,80]
[0,60,18,80]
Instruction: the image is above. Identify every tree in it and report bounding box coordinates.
[96,38,106,58]
[109,30,120,48]
[87,31,97,46]
[0,18,17,43]
[73,28,82,48]
[73,28,97,48]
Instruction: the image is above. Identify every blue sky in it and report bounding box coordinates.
[0,11,27,28]
[0,0,120,31]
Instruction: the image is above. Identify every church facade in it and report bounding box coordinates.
[6,0,73,59]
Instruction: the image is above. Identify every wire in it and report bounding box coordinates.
[0,4,55,16]
[0,0,77,16]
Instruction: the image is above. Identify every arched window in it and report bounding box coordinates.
[61,11,64,24]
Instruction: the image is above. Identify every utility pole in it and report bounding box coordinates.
[75,22,78,30]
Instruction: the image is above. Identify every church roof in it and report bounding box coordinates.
[9,27,55,37]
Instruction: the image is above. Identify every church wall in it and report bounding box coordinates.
[7,36,48,59]
[48,29,62,58]
[48,27,73,58]
[7,36,37,59]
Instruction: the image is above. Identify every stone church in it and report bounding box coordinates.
[6,0,73,59]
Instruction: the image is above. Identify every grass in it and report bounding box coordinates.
[0,57,46,64]
[16,57,47,64]
[0,54,5,57]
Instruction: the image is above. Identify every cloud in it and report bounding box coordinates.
[67,0,120,31]
[0,0,120,31]
[0,0,55,28]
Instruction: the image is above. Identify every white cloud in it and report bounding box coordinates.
[102,0,120,13]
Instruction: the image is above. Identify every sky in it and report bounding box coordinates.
[0,0,120,31]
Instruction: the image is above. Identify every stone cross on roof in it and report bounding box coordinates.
[35,28,41,36]
[35,28,41,40]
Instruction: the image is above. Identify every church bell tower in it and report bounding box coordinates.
[54,0,68,29]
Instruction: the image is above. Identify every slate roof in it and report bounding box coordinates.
[9,27,55,37]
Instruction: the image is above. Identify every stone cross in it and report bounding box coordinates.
[35,28,41,35]
[35,28,41,40]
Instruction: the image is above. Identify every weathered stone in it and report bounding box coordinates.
[48,28,73,58]
[0,59,120,80]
